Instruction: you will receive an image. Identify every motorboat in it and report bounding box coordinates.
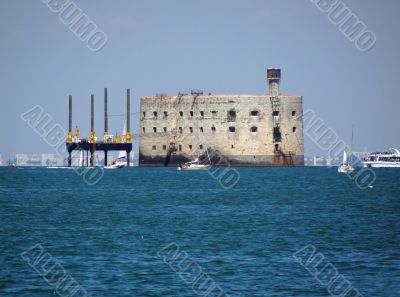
[363,148,400,168]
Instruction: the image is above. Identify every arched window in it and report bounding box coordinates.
[251,126,258,132]
[229,127,236,132]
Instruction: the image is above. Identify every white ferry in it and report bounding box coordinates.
[363,148,400,168]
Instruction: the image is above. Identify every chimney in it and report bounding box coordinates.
[267,68,281,96]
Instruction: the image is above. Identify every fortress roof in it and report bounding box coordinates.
[142,93,300,99]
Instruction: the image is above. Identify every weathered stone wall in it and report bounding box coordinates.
[139,94,304,166]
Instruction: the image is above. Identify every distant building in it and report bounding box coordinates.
[15,154,29,166]
[30,154,42,166]
[304,156,340,166]
[0,154,3,166]
[41,154,64,166]
[15,153,64,166]
[139,68,304,166]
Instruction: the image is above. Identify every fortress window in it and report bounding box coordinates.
[200,127,204,132]
[292,111,296,117]
[163,145,167,150]
[152,145,156,150]
[179,111,183,117]
[179,127,183,133]
[292,127,297,133]
[153,111,158,118]
[200,145,203,150]
[142,112,146,118]
[211,111,217,115]
[164,111,168,118]
[190,111,194,117]
[153,127,157,133]
[142,127,145,133]
[273,111,279,116]
[251,110,259,116]
[251,126,258,132]
[273,127,282,142]
[189,127,193,133]
[200,111,204,117]
[178,145,182,152]
[229,127,236,132]
[231,144,234,149]
[189,145,193,150]
[163,127,167,132]
[211,126,216,132]
[227,109,236,122]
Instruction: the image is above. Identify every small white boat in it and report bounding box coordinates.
[105,121,132,169]
[338,127,355,173]
[178,159,211,170]
[178,149,212,171]
[338,159,354,174]
[105,156,129,169]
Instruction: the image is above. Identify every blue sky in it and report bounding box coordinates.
[0,0,399,160]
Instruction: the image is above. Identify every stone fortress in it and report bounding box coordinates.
[139,68,304,166]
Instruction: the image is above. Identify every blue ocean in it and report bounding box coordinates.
[0,167,399,296]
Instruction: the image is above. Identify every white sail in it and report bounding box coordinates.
[79,150,84,166]
[118,150,126,159]
[343,151,347,164]
[118,120,127,159]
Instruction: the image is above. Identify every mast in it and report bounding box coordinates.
[349,125,354,165]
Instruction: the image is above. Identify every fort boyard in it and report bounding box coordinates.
[139,68,304,167]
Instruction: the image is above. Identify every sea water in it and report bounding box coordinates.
[0,167,399,296]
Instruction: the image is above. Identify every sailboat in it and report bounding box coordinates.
[338,126,355,173]
[178,148,212,170]
[79,150,84,167]
[105,152,126,169]
[105,120,133,169]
